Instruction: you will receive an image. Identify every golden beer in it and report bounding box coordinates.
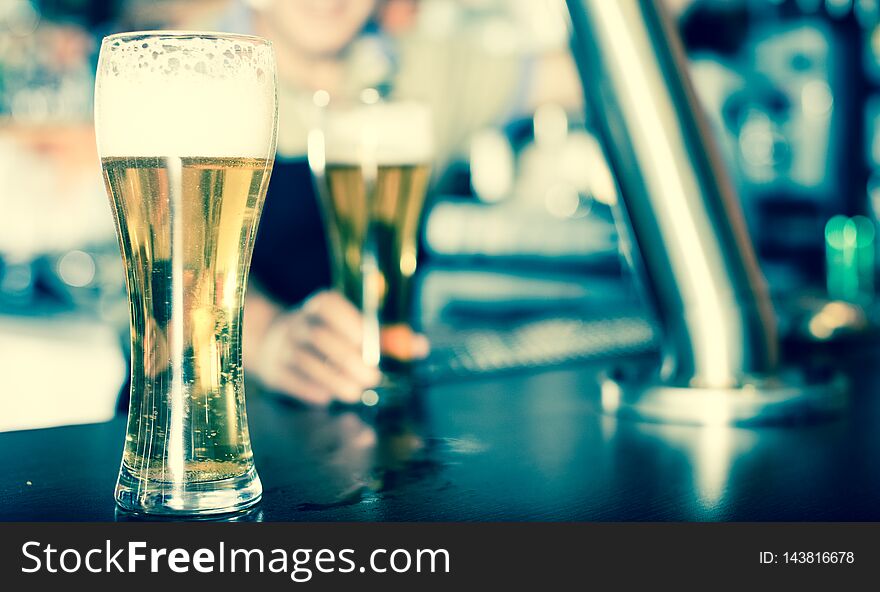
[319,163,430,328]
[95,31,277,515]
[103,156,270,483]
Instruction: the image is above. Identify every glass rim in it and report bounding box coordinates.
[102,30,272,46]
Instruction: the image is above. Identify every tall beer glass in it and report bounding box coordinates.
[95,32,277,515]
[309,98,432,405]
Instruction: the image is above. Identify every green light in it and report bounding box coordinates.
[826,215,876,303]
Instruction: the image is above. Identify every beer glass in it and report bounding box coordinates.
[95,32,278,515]
[309,97,432,405]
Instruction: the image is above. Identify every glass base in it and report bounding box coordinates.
[115,463,262,517]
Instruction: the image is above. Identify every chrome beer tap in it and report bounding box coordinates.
[565,0,846,424]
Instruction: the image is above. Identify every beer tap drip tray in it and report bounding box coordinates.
[599,367,848,426]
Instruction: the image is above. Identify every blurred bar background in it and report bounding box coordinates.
[2,0,879,431]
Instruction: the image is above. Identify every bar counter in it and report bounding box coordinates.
[2,351,879,521]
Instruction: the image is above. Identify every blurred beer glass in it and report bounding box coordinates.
[95,32,278,515]
[309,96,432,405]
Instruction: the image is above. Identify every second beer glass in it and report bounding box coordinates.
[309,97,433,405]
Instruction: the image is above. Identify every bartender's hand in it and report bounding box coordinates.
[250,290,429,406]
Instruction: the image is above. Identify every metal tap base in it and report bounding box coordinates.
[600,369,848,426]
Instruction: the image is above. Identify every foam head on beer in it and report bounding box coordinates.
[95,32,276,159]
[320,101,434,166]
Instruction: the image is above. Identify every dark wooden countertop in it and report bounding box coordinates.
[2,355,879,521]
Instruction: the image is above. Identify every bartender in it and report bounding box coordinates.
[229,0,579,405]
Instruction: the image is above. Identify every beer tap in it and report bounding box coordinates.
[565,0,846,424]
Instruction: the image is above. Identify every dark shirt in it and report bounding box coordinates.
[250,157,331,307]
